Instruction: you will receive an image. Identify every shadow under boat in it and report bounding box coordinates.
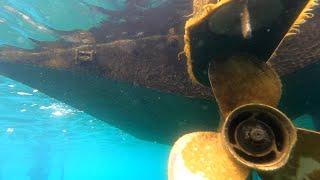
[0,32,319,144]
[0,62,220,145]
[280,62,320,130]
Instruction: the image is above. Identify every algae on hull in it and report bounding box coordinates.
[0,35,212,99]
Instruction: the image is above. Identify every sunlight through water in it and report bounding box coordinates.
[0,75,170,180]
[0,0,167,49]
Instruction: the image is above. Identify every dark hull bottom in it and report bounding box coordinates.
[0,36,212,100]
[0,61,319,144]
[0,34,319,143]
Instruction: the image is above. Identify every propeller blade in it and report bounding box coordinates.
[267,0,320,76]
[260,128,320,179]
[168,132,249,180]
[208,56,282,118]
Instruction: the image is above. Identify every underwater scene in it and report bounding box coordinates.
[0,0,320,179]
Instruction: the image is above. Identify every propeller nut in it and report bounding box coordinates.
[235,119,274,156]
[222,104,297,171]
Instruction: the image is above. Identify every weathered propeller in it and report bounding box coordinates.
[169,55,320,180]
[169,0,320,179]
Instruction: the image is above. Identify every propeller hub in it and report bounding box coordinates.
[249,126,269,142]
[222,104,297,171]
[236,120,274,156]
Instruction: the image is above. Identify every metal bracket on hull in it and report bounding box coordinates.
[75,46,96,64]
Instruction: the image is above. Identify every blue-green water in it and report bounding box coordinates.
[0,75,170,180]
[0,0,166,49]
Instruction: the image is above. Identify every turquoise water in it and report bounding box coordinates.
[0,0,166,49]
[0,75,170,180]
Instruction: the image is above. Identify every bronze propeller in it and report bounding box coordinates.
[169,0,320,179]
